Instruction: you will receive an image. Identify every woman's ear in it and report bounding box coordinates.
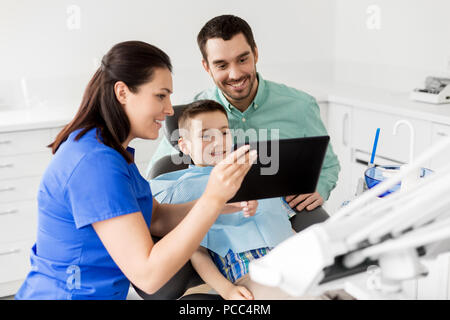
[114,81,129,105]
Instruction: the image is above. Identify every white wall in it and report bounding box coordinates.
[2,0,449,111]
[0,0,336,110]
[333,0,450,92]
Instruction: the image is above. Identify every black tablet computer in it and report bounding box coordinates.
[227,136,330,203]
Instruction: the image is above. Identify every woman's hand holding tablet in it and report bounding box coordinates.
[204,144,258,205]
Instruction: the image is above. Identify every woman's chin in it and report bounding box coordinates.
[144,130,159,140]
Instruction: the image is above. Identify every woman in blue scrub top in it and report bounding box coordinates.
[15,41,256,300]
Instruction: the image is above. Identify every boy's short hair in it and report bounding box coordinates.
[178,100,228,134]
[197,15,257,62]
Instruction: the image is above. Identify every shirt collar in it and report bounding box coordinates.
[126,146,135,157]
[218,73,267,113]
[188,164,214,174]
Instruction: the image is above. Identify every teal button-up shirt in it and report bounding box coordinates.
[147,73,340,200]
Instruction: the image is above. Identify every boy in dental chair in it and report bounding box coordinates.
[150,100,348,300]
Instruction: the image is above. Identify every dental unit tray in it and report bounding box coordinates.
[410,76,450,104]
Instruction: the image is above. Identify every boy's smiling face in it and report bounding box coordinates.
[178,111,232,166]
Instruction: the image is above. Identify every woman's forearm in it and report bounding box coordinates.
[150,200,249,237]
[145,194,224,293]
[150,200,197,237]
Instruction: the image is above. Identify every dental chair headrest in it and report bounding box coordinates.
[163,104,190,151]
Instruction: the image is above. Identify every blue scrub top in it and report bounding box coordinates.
[15,128,153,300]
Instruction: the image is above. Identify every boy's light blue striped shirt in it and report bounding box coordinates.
[150,165,296,257]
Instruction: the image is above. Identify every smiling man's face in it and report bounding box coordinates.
[202,33,259,110]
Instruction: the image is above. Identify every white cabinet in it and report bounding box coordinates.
[324,103,353,215]
[318,101,329,131]
[0,128,54,297]
[0,130,51,155]
[429,122,450,171]
[0,239,36,297]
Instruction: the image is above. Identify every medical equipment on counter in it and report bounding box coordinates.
[364,120,430,198]
[354,128,381,198]
[410,76,450,104]
[249,134,450,299]
[369,128,380,167]
[355,128,380,196]
[364,166,433,197]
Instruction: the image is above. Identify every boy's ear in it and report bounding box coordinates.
[178,137,190,155]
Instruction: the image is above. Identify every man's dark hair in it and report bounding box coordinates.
[197,15,257,62]
[178,100,228,131]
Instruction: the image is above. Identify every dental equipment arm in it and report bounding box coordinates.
[249,136,450,297]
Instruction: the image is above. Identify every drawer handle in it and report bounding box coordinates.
[0,209,18,216]
[0,187,15,192]
[0,248,20,256]
[0,163,14,169]
[355,159,369,166]
[437,132,448,137]
[0,140,12,145]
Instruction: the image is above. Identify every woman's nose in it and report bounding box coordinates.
[164,100,174,116]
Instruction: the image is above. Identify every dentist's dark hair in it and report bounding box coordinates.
[197,15,257,63]
[49,40,172,163]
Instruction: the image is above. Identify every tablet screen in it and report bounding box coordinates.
[227,136,330,203]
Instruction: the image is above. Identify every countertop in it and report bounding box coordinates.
[0,104,77,133]
[313,83,450,125]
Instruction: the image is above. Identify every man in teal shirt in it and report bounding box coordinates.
[148,15,340,212]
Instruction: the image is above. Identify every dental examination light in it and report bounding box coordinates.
[249,135,450,299]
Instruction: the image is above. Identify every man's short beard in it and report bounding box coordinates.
[219,69,257,102]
